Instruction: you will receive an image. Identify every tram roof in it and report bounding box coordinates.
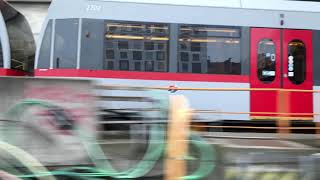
[43,0,320,30]
[83,0,320,12]
[6,0,320,12]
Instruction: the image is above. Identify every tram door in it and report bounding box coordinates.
[250,28,313,119]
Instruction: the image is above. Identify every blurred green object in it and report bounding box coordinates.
[0,92,216,179]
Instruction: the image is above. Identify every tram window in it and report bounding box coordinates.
[257,39,276,83]
[54,19,78,69]
[104,21,169,72]
[157,62,165,71]
[182,63,188,73]
[156,51,165,61]
[38,20,52,69]
[120,52,128,59]
[106,50,115,59]
[118,41,129,49]
[192,63,202,73]
[178,25,241,74]
[119,60,129,70]
[145,61,154,71]
[288,40,306,85]
[80,19,104,70]
[193,54,200,61]
[157,43,165,50]
[145,42,154,50]
[133,51,142,60]
[0,41,3,68]
[107,61,114,70]
[180,52,189,62]
[145,52,153,60]
[134,62,141,71]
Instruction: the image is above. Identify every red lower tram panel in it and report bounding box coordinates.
[0,68,28,76]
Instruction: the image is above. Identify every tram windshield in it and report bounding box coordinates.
[0,0,35,72]
[0,41,3,68]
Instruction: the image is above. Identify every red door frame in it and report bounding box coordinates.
[282,30,313,116]
[250,28,281,117]
[250,28,313,119]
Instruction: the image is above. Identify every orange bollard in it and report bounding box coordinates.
[165,96,191,180]
[277,90,291,136]
[316,122,320,134]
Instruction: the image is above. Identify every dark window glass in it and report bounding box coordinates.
[106,50,115,59]
[178,25,241,74]
[104,21,169,72]
[257,39,276,83]
[54,19,79,69]
[134,62,141,71]
[193,54,200,61]
[106,41,113,49]
[157,43,165,50]
[145,42,154,50]
[182,63,189,72]
[145,52,153,60]
[119,60,129,70]
[180,43,188,50]
[192,63,202,73]
[133,41,143,49]
[80,19,104,70]
[180,52,189,62]
[157,62,165,72]
[38,20,52,69]
[107,61,114,70]
[288,40,306,85]
[191,42,201,52]
[118,41,128,49]
[120,52,128,59]
[157,51,165,61]
[145,61,154,71]
[133,51,142,60]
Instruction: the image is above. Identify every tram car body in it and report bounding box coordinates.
[0,0,35,76]
[35,0,320,121]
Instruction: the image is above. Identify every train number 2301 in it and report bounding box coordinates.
[86,4,102,12]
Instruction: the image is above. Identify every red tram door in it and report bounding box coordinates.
[250,28,313,119]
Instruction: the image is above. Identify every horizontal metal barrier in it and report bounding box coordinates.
[96,85,320,135]
[96,85,320,93]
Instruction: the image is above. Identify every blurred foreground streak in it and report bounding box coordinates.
[0,77,319,180]
[0,171,22,180]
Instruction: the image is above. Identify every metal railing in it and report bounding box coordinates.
[96,85,320,135]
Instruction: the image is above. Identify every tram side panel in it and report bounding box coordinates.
[35,17,251,121]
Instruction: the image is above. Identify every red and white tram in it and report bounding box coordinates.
[34,0,320,121]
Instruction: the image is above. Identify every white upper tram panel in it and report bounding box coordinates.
[46,0,320,30]
[89,0,320,12]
